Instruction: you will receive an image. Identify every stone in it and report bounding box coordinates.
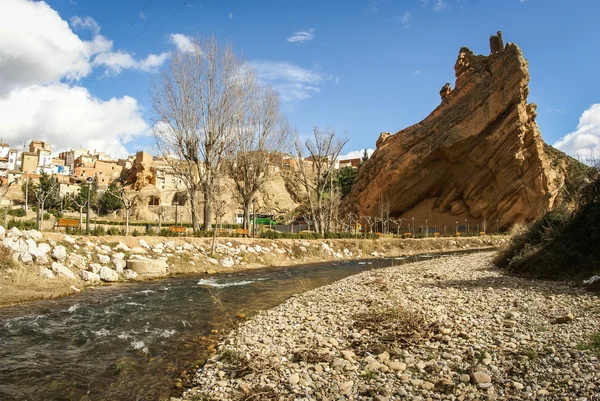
[8,227,21,238]
[347,33,580,230]
[51,262,75,279]
[553,313,575,324]
[51,245,67,261]
[387,361,407,371]
[220,257,234,268]
[207,258,219,265]
[79,270,100,282]
[139,239,150,249]
[88,263,102,274]
[126,259,168,277]
[288,373,300,385]
[113,258,126,273]
[124,269,138,280]
[115,242,130,251]
[68,254,88,270]
[39,267,55,279]
[98,266,119,282]
[20,252,33,264]
[98,254,111,265]
[63,235,76,245]
[513,382,524,390]
[471,371,492,384]
[24,229,43,241]
[0,225,4,239]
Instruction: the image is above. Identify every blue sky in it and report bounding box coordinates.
[1,0,599,160]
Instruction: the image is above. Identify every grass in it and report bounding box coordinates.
[577,332,600,354]
[352,301,439,356]
[526,349,538,360]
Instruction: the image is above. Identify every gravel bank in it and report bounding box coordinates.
[182,252,600,401]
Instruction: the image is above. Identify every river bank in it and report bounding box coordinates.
[181,252,600,401]
[0,226,506,307]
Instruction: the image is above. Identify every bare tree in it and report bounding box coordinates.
[361,214,378,234]
[105,185,140,236]
[210,186,229,256]
[152,35,253,232]
[390,217,405,236]
[225,85,291,233]
[345,212,358,235]
[295,126,348,235]
[378,195,391,234]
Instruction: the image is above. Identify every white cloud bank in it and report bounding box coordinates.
[251,61,333,102]
[339,148,375,160]
[554,104,600,163]
[287,29,315,43]
[0,0,169,158]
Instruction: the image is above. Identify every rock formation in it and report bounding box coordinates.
[348,32,575,231]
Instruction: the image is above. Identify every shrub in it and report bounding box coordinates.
[8,208,26,217]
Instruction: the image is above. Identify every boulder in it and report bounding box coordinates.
[112,258,126,273]
[98,254,111,265]
[20,252,33,264]
[88,263,102,274]
[67,254,88,270]
[138,239,150,249]
[63,235,76,245]
[126,259,168,278]
[98,266,119,282]
[123,269,138,280]
[0,225,5,239]
[115,242,131,251]
[79,270,100,282]
[220,257,234,268]
[39,267,55,279]
[8,227,21,238]
[51,245,67,261]
[24,229,43,241]
[51,262,75,279]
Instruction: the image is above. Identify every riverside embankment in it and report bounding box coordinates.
[0,225,505,307]
[181,252,600,401]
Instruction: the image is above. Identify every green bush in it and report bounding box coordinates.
[7,219,37,230]
[7,208,26,217]
[43,212,51,220]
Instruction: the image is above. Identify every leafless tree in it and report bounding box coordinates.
[210,185,229,256]
[361,214,378,234]
[152,35,253,232]
[389,217,405,236]
[106,185,140,236]
[0,179,11,227]
[295,126,348,235]
[378,195,391,234]
[65,191,87,228]
[345,212,358,235]
[225,85,291,232]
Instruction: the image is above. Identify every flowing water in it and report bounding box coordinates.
[0,253,467,401]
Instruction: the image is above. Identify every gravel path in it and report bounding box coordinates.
[182,252,600,401]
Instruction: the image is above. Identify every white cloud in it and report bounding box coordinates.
[395,12,412,28]
[229,12,233,19]
[0,84,149,158]
[554,104,600,163]
[169,33,197,53]
[433,0,448,12]
[413,69,421,75]
[250,61,330,102]
[70,15,101,35]
[93,51,170,74]
[139,11,146,19]
[287,28,315,43]
[338,148,375,161]
[0,0,94,95]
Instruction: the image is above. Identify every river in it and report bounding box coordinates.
[0,253,461,401]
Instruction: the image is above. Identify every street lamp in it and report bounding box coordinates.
[425,219,428,237]
[455,221,458,234]
[86,176,93,234]
[496,219,499,233]
[464,219,467,234]
[411,217,414,237]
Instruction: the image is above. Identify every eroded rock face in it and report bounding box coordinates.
[349,33,569,230]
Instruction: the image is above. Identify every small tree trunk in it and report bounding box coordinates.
[243,199,251,234]
[79,206,83,228]
[125,208,130,236]
[211,220,218,256]
[203,190,212,231]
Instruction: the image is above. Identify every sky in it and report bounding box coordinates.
[0,0,599,161]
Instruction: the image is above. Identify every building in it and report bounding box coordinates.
[72,159,123,186]
[7,149,19,171]
[338,158,361,169]
[21,152,38,174]
[28,140,51,154]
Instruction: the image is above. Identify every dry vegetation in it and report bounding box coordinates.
[0,246,79,307]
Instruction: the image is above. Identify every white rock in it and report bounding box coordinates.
[51,262,75,279]
[88,263,102,274]
[129,247,147,254]
[99,266,119,282]
[79,270,100,282]
[123,269,138,280]
[68,254,88,269]
[98,254,111,265]
[220,257,234,268]
[584,275,600,285]
[8,227,22,238]
[35,254,49,265]
[112,252,126,260]
[20,252,33,264]
[138,239,150,249]
[39,267,55,279]
[52,245,67,261]
[207,257,219,265]
[0,225,5,239]
[36,243,51,255]
[63,235,76,245]
[113,258,126,273]
[100,245,111,253]
[25,229,43,241]
[25,238,37,254]
[115,242,130,251]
